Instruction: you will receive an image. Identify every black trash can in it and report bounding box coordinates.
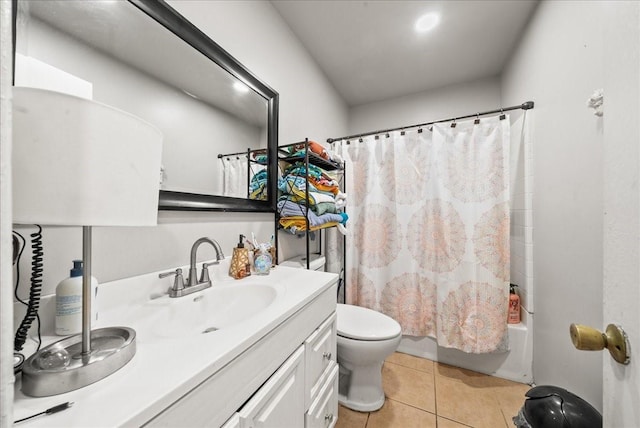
[512,385,602,428]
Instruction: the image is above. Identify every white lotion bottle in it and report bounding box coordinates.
[55,260,98,336]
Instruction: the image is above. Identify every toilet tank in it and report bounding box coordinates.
[280,254,326,271]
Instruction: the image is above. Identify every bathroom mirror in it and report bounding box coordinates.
[12,0,278,212]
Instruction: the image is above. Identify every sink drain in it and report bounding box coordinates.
[202,327,219,334]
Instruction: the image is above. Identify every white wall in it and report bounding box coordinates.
[348,77,501,136]
[602,2,640,425]
[10,2,347,312]
[169,1,348,146]
[167,0,349,265]
[501,0,604,410]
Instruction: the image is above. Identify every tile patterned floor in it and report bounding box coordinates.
[336,352,530,428]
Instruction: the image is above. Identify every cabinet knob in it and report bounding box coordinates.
[322,352,332,360]
[324,413,334,423]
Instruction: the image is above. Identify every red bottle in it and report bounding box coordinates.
[508,284,520,324]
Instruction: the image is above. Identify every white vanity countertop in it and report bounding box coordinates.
[13,262,338,427]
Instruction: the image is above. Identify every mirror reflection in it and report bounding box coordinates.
[14,0,273,205]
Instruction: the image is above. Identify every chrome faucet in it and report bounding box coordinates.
[159,237,225,298]
[188,237,224,287]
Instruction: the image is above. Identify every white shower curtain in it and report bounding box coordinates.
[336,116,511,353]
[221,156,248,198]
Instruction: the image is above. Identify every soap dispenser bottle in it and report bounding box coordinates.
[508,284,520,324]
[55,260,98,335]
[229,234,251,279]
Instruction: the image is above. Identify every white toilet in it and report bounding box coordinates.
[280,253,327,271]
[281,255,402,412]
[336,303,402,412]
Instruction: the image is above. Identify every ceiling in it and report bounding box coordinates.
[271,0,538,107]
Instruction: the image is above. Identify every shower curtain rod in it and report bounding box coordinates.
[326,100,534,143]
[217,147,266,159]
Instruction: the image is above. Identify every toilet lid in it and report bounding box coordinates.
[336,304,401,341]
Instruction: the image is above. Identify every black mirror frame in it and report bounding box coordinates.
[11,0,279,213]
[130,0,278,213]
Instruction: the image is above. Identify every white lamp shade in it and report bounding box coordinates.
[12,87,163,226]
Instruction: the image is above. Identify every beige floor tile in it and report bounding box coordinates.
[492,382,530,425]
[382,362,436,413]
[367,399,436,428]
[436,416,473,427]
[335,404,368,428]
[386,352,434,374]
[436,362,530,425]
[435,375,507,428]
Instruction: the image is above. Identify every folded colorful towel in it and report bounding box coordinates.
[277,200,347,228]
[284,162,323,180]
[279,217,339,232]
[283,186,337,206]
[278,175,319,194]
[249,169,268,200]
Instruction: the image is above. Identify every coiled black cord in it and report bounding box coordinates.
[14,225,43,353]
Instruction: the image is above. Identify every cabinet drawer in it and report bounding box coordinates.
[305,312,337,408]
[305,363,339,428]
[239,345,305,428]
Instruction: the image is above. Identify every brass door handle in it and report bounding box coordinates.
[570,323,630,365]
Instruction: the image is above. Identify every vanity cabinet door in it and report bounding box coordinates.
[305,312,337,409]
[238,345,305,428]
[305,363,339,428]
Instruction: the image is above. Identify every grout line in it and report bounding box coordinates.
[437,415,475,427]
[384,359,435,376]
[433,364,439,423]
[384,397,437,418]
[500,407,514,428]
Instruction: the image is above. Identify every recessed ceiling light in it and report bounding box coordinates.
[415,13,440,33]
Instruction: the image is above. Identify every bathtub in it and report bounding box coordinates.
[396,312,533,384]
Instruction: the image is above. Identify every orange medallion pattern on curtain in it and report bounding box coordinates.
[380,273,437,337]
[337,117,511,354]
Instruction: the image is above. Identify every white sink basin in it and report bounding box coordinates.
[138,283,277,339]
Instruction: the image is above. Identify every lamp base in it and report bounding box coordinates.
[21,327,136,397]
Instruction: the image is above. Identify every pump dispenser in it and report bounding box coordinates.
[55,260,98,335]
[508,284,520,324]
[229,234,251,279]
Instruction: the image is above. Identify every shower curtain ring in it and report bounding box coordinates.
[450,119,457,128]
[474,113,480,125]
[500,108,506,120]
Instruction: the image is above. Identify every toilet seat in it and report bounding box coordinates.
[337,304,401,341]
